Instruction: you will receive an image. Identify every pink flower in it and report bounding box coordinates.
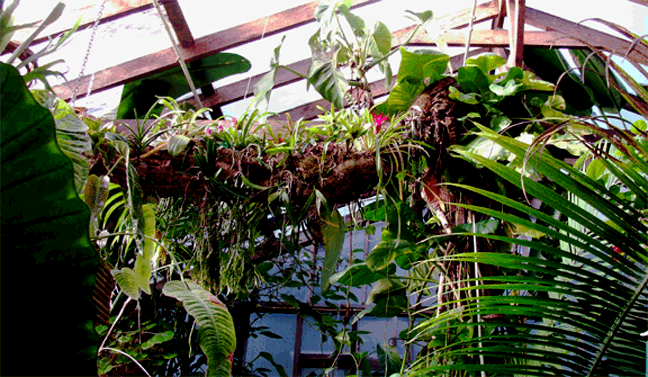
[372,112,389,135]
[205,128,213,135]
[613,246,622,254]
[218,125,224,132]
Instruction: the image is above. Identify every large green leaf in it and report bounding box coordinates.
[307,35,349,109]
[397,47,448,86]
[32,89,92,194]
[330,262,395,287]
[0,62,100,375]
[457,65,491,94]
[162,280,237,377]
[117,53,251,118]
[376,49,449,114]
[366,278,407,317]
[321,209,346,292]
[465,53,506,75]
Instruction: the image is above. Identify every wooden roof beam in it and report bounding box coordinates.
[30,0,152,45]
[490,0,509,67]
[411,29,600,48]
[390,0,500,46]
[159,0,195,48]
[52,0,380,101]
[186,1,501,111]
[506,0,525,67]
[524,6,648,65]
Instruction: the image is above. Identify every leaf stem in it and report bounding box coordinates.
[100,347,152,377]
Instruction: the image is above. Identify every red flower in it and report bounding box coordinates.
[372,112,389,135]
[613,246,622,254]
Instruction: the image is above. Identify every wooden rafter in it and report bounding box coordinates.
[524,6,648,65]
[390,0,500,46]
[506,0,525,67]
[184,1,500,115]
[27,0,152,45]
[490,0,509,67]
[52,0,380,101]
[160,0,195,48]
[410,30,591,48]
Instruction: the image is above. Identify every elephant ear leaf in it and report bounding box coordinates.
[163,280,236,377]
[0,62,99,375]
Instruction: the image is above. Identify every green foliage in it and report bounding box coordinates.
[321,209,347,292]
[32,89,92,193]
[96,308,179,376]
[163,280,237,377]
[412,125,648,376]
[117,53,251,119]
[1,1,79,89]
[1,62,100,375]
[307,2,431,109]
[375,49,450,115]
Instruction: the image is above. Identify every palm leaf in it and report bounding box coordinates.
[410,129,648,376]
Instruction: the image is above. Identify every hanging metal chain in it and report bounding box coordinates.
[71,0,108,108]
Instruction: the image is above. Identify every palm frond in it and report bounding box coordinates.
[409,127,648,376]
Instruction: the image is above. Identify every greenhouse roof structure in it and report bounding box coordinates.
[11,0,648,120]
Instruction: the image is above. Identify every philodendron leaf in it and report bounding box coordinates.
[111,267,141,300]
[375,80,425,115]
[141,331,174,350]
[133,204,156,295]
[338,4,366,38]
[308,46,349,109]
[489,79,523,97]
[321,209,346,292]
[163,280,236,377]
[366,229,421,271]
[330,262,396,287]
[372,21,391,56]
[251,35,286,115]
[398,48,449,86]
[465,53,506,75]
[449,86,479,105]
[366,278,407,317]
[458,66,491,94]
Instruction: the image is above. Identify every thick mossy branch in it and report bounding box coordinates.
[93,78,466,213]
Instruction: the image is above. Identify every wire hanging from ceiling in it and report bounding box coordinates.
[243,15,271,102]
[151,0,204,110]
